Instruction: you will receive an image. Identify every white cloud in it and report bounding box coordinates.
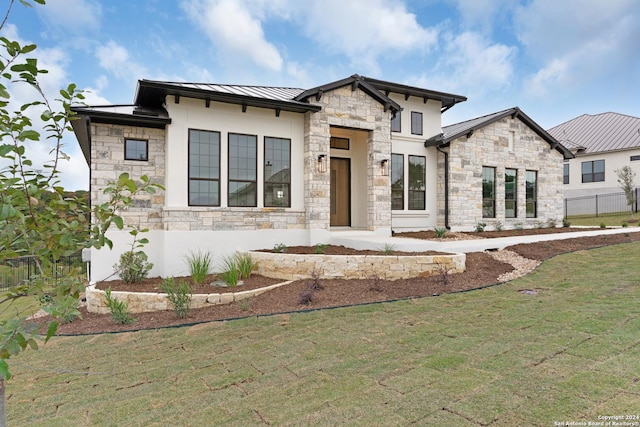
[95,41,148,81]
[180,0,283,72]
[450,0,513,32]
[36,0,102,33]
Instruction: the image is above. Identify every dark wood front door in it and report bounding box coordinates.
[330,157,350,226]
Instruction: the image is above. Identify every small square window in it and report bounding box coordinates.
[125,139,148,161]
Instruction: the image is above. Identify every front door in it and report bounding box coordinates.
[330,157,350,226]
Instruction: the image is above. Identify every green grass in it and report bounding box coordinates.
[566,212,638,227]
[7,242,640,425]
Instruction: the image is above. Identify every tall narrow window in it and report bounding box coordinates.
[411,112,423,135]
[391,153,404,210]
[563,163,569,184]
[188,129,220,206]
[526,170,537,218]
[408,155,425,210]
[228,133,257,207]
[264,137,291,207]
[482,166,496,218]
[581,160,604,183]
[391,111,401,133]
[505,168,517,218]
[125,138,148,161]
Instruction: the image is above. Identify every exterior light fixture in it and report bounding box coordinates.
[317,154,327,173]
[381,159,390,176]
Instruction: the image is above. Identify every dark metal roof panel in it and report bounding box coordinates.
[547,112,640,154]
[362,76,467,110]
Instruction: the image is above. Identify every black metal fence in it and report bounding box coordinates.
[0,252,85,291]
[565,188,639,218]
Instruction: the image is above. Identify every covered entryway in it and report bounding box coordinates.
[330,157,351,226]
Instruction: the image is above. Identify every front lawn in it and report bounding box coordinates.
[7,242,640,425]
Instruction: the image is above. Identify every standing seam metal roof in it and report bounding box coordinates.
[547,112,640,154]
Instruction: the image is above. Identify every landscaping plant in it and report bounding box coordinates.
[160,278,192,319]
[184,249,213,285]
[433,226,447,238]
[103,289,136,325]
[234,252,255,279]
[273,243,288,253]
[221,255,240,287]
[615,165,636,219]
[113,250,153,284]
[475,222,487,232]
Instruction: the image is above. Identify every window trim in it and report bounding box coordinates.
[526,170,538,218]
[482,166,496,218]
[124,138,148,161]
[391,153,404,210]
[263,136,291,208]
[505,168,517,218]
[410,111,423,135]
[391,111,401,133]
[581,159,605,183]
[188,129,221,207]
[228,132,258,208]
[408,155,426,210]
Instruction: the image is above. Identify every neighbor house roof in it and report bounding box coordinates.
[547,112,640,155]
[425,107,574,159]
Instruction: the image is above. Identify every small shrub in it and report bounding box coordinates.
[160,277,192,319]
[40,294,81,324]
[514,221,524,230]
[433,227,447,238]
[235,252,255,279]
[475,222,487,232]
[562,219,571,228]
[184,249,213,285]
[103,288,136,324]
[114,250,153,284]
[221,255,240,287]
[308,270,324,291]
[493,221,503,231]
[380,243,396,255]
[547,218,558,228]
[273,243,288,253]
[622,222,628,228]
[314,244,327,254]
[600,222,607,229]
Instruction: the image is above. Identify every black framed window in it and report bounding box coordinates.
[526,170,537,218]
[581,160,604,183]
[228,133,257,207]
[408,155,425,210]
[482,166,496,218]
[125,138,148,161]
[264,137,291,207]
[631,155,640,161]
[391,153,404,210]
[505,168,517,218]
[188,129,220,206]
[563,163,569,184]
[411,111,423,135]
[391,111,401,133]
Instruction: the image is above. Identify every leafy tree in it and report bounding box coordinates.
[615,166,637,218]
[0,1,161,423]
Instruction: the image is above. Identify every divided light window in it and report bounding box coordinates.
[482,166,496,218]
[124,138,148,161]
[188,129,220,206]
[391,153,404,210]
[391,111,401,133]
[264,137,291,207]
[408,155,425,210]
[505,168,517,218]
[526,170,537,218]
[563,163,569,184]
[581,160,604,183]
[411,111,423,135]
[228,133,257,207]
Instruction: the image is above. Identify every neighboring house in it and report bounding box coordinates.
[71,75,567,281]
[548,112,640,199]
[425,107,573,231]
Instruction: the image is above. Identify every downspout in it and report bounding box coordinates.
[436,145,450,230]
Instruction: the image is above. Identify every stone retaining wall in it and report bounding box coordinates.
[248,250,466,280]
[85,281,292,314]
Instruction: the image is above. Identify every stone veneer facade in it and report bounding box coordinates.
[440,116,564,231]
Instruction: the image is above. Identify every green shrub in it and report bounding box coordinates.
[314,244,327,254]
[562,219,571,228]
[380,243,396,255]
[475,222,487,232]
[433,227,447,238]
[160,277,192,319]
[221,255,240,287]
[622,222,628,228]
[184,249,213,285]
[103,288,136,324]
[273,243,288,253]
[235,252,255,279]
[600,222,607,229]
[114,251,153,284]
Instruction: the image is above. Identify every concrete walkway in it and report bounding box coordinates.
[329,227,639,253]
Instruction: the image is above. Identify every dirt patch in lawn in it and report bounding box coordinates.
[36,231,640,335]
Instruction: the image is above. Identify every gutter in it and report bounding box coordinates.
[435,145,450,230]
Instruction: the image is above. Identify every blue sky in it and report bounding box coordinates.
[5,0,640,190]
